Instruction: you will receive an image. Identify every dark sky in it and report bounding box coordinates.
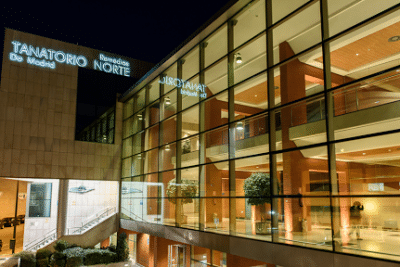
[0,0,231,134]
[1,0,230,64]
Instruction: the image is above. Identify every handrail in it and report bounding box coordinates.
[120,206,149,223]
[24,228,57,251]
[66,206,117,235]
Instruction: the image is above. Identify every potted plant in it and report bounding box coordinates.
[166,178,197,224]
[243,172,274,235]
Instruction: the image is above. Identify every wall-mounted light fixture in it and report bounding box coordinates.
[165,144,171,151]
[235,53,242,64]
[236,121,244,130]
[165,97,171,105]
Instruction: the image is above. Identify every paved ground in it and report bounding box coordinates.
[0,224,24,255]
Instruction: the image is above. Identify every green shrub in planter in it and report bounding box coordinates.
[64,247,85,267]
[36,248,52,267]
[13,251,36,267]
[54,240,69,252]
[107,244,117,253]
[36,258,49,267]
[66,243,78,249]
[116,232,129,262]
[84,249,117,265]
[50,251,66,267]
[36,248,52,260]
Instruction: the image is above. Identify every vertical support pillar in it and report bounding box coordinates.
[176,60,184,227]
[12,181,19,254]
[158,75,165,224]
[199,42,207,231]
[320,0,340,250]
[266,0,279,242]
[57,179,69,238]
[228,19,237,235]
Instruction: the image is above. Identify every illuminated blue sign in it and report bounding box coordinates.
[9,41,131,77]
[94,54,130,77]
[159,76,207,99]
[9,41,88,69]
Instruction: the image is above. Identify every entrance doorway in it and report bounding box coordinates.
[168,244,186,267]
[128,234,137,263]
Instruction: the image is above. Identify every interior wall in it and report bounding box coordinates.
[24,179,59,248]
[66,180,118,231]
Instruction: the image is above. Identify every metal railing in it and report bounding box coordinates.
[120,206,149,223]
[66,206,117,235]
[24,228,57,251]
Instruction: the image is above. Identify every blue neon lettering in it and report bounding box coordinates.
[76,56,88,67]
[54,51,66,63]
[66,54,76,65]
[94,59,102,71]
[103,62,112,73]
[39,48,49,59]
[29,45,39,57]
[19,44,30,56]
[11,41,21,53]
[47,49,55,60]
[159,76,207,98]
[9,53,23,62]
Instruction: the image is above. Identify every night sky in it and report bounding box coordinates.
[0,0,231,133]
[1,0,230,64]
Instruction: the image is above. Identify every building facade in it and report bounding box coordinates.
[0,28,153,255]
[119,0,400,266]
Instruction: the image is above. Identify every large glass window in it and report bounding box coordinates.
[120,0,400,262]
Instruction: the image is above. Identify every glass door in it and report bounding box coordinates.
[128,234,137,263]
[168,244,186,267]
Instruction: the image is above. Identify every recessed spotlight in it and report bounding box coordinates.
[340,148,344,152]
[389,149,392,152]
[255,95,257,97]
[356,53,359,56]
[256,166,259,168]
[362,153,366,155]
[388,36,400,42]
[375,101,380,104]
[397,69,400,72]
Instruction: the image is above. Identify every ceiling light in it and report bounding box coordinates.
[362,153,366,155]
[389,149,392,152]
[356,53,359,56]
[165,96,171,105]
[236,121,244,130]
[235,53,242,64]
[340,148,344,152]
[255,95,257,97]
[165,144,170,151]
[375,101,380,104]
[388,36,400,42]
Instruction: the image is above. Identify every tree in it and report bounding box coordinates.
[166,178,197,204]
[116,232,129,262]
[243,173,272,222]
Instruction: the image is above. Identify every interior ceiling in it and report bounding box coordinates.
[315,20,400,72]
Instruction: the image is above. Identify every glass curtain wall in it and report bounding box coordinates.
[121,0,400,262]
